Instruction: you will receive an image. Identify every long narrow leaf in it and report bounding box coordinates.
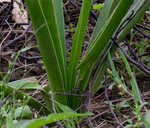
[0,83,50,115]
[77,0,133,93]
[25,0,67,104]
[53,0,68,87]
[87,0,117,50]
[91,0,150,93]
[15,112,92,128]
[68,0,92,90]
[8,77,42,90]
[118,49,142,104]
[78,0,133,68]
[53,0,66,57]
[108,52,130,95]
[77,0,117,92]
[67,0,92,108]
[118,0,150,41]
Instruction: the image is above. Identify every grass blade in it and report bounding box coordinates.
[108,52,131,95]
[118,49,142,104]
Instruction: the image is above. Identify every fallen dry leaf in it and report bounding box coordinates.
[12,0,28,29]
[0,0,11,2]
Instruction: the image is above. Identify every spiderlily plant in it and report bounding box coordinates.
[15,0,150,111]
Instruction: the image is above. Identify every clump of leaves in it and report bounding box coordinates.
[1,0,150,127]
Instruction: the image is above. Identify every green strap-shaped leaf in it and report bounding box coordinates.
[78,0,133,68]
[8,77,42,90]
[67,0,92,108]
[91,0,150,93]
[0,83,50,115]
[76,0,132,94]
[25,0,67,104]
[15,112,92,128]
[78,0,150,94]
[68,0,92,91]
[77,0,116,92]
[53,0,66,55]
[87,0,117,51]
[118,0,150,41]
[53,0,68,87]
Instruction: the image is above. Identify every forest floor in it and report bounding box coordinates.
[0,0,150,128]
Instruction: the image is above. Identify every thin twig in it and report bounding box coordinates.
[54,92,84,97]
[134,26,150,40]
[1,24,31,50]
[139,52,150,57]
[0,2,12,25]
[87,82,94,128]
[50,93,64,128]
[0,94,12,109]
[19,55,42,60]
[0,3,8,14]
[136,23,150,31]
[0,22,30,26]
[1,29,33,34]
[0,20,13,49]
[124,39,139,60]
[113,39,150,75]
[116,10,135,36]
